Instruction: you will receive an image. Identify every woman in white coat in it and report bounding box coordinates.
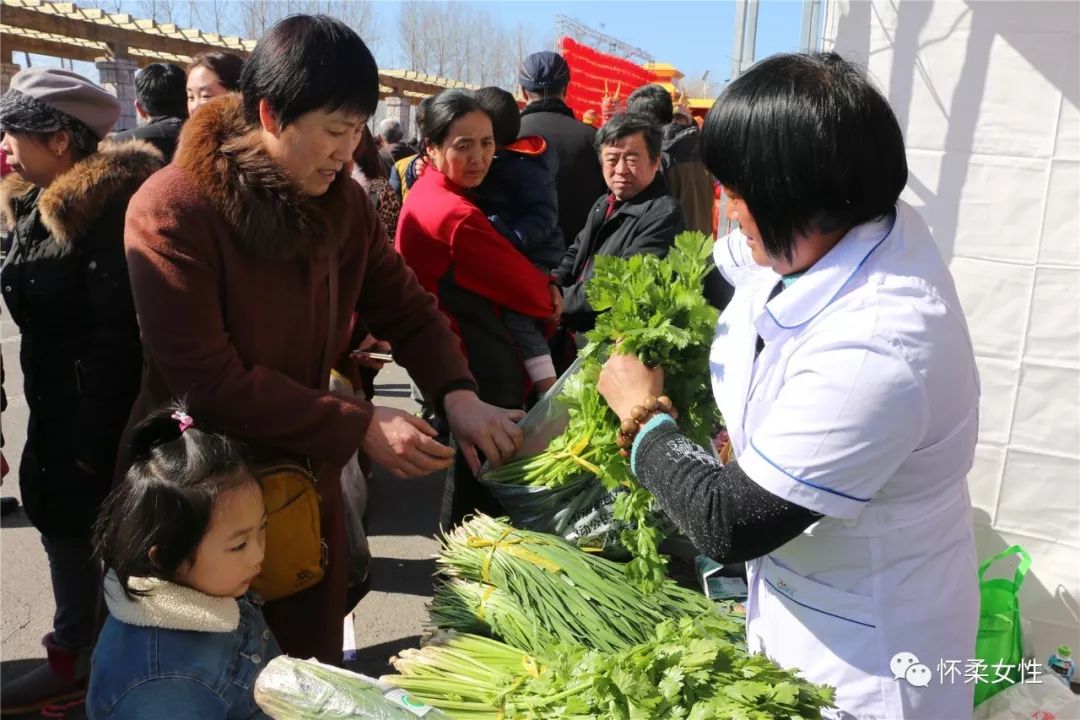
[598,52,980,720]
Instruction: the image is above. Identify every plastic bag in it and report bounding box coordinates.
[973,672,1079,720]
[478,356,624,552]
[255,656,451,719]
[974,545,1031,706]
[479,355,683,556]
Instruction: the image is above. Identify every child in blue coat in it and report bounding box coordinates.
[474,86,566,393]
[87,403,279,719]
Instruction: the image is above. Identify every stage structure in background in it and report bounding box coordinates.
[554,16,656,121]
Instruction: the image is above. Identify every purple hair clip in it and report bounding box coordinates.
[171,410,195,433]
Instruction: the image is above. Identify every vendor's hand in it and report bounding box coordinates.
[548,284,563,322]
[361,407,454,478]
[444,390,525,475]
[598,352,665,420]
[350,335,391,370]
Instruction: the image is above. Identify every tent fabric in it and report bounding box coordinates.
[825,0,1079,659]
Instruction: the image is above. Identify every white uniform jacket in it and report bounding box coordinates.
[712,202,980,720]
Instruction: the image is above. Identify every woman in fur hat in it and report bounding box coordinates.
[0,67,164,713]
[122,15,527,664]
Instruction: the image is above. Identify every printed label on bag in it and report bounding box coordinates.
[384,688,435,716]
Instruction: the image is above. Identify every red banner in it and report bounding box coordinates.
[559,36,656,121]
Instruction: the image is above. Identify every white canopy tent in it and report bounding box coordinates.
[824,0,1079,663]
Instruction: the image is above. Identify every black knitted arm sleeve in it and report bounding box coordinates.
[633,422,822,562]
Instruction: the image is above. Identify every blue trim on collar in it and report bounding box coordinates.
[763,577,877,628]
[748,435,871,503]
[761,209,898,331]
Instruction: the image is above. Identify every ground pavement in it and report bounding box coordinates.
[1,310,446,718]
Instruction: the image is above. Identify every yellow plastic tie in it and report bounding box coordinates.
[466,529,561,582]
[522,655,542,678]
[475,584,496,621]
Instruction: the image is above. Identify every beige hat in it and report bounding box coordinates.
[4,67,121,139]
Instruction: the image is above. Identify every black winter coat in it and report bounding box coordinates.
[554,174,685,332]
[111,116,184,163]
[0,140,163,537]
[518,98,606,248]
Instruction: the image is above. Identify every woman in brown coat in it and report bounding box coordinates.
[122,15,526,663]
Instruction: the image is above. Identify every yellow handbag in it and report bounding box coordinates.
[250,255,338,602]
[249,460,326,601]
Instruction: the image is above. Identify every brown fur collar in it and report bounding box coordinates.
[1,139,163,245]
[172,95,355,261]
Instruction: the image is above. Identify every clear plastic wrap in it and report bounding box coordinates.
[254,656,450,719]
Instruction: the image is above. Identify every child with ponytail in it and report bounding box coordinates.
[87,403,279,719]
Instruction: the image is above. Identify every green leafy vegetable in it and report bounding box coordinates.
[483,232,723,590]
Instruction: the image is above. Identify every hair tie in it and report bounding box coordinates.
[170,411,195,433]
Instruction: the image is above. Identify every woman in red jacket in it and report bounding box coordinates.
[396,89,561,523]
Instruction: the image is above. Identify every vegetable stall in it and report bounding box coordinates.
[253,234,836,719]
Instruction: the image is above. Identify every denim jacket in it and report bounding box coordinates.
[87,572,281,719]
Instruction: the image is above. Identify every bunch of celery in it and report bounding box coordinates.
[431,515,727,656]
[483,232,723,590]
[383,618,835,720]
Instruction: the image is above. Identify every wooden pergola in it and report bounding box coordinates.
[0,0,474,117]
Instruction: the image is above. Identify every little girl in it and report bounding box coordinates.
[87,403,279,719]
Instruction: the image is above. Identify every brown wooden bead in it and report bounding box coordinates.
[617,434,633,449]
[657,396,673,413]
[644,395,658,411]
[619,448,630,458]
[620,418,639,435]
[631,405,648,422]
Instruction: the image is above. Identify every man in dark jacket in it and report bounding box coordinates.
[111,63,187,161]
[555,113,685,333]
[627,83,714,235]
[518,51,606,248]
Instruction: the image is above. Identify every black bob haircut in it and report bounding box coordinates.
[93,402,253,600]
[135,63,187,120]
[701,52,907,262]
[474,86,520,147]
[241,14,379,128]
[595,112,663,162]
[626,84,674,126]
[422,89,489,150]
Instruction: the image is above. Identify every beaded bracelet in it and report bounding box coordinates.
[616,394,674,458]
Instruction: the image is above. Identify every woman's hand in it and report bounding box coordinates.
[350,334,392,370]
[598,353,665,420]
[443,390,525,474]
[361,407,455,478]
[548,284,563,323]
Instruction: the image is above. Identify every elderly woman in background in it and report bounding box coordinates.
[123,15,523,664]
[0,68,163,713]
[185,50,244,115]
[395,89,561,524]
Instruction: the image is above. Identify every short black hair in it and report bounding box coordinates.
[240,14,379,128]
[701,52,907,261]
[135,63,187,119]
[422,89,488,150]
[595,112,662,162]
[474,86,520,147]
[93,402,253,600]
[187,51,244,91]
[626,84,674,125]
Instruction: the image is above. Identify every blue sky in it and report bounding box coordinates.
[19,0,811,97]
[472,1,810,94]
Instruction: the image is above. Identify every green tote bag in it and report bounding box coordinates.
[974,545,1032,706]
